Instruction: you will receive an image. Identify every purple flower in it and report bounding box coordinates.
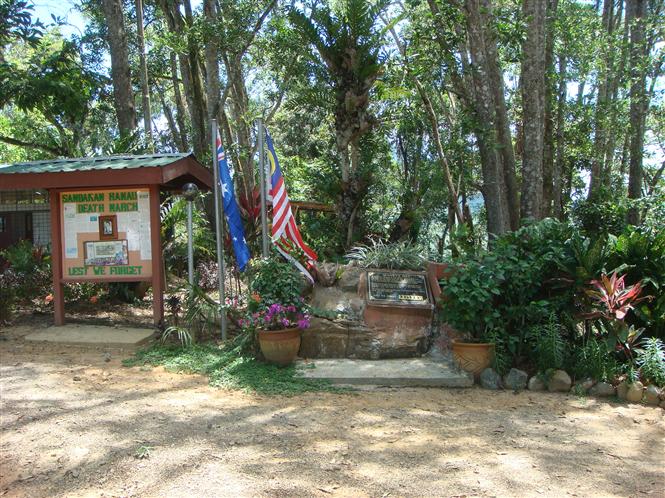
[287,305,296,313]
[297,318,310,329]
[281,318,290,327]
[269,303,282,314]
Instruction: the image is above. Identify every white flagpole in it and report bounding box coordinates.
[258,118,269,257]
[211,119,227,340]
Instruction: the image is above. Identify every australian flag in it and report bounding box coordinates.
[217,132,250,271]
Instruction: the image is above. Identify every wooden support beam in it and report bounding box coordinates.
[49,190,65,326]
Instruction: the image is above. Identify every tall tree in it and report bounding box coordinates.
[100,0,136,140]
[290,0,386,247]
[520,0,547,220]
[626,0,647,224]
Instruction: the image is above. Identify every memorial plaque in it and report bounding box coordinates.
[367,271,430,305]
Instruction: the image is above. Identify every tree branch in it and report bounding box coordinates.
[0,135,66,156]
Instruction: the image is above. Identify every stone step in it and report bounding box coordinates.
[297,357,474,388]
[24,324,155,348]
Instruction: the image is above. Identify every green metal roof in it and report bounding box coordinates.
[0,153,192,175]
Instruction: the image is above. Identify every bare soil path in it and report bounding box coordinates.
[1,325,664,498]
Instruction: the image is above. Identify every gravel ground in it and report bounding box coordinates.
[1,324,664,498]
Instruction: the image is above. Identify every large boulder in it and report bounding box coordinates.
[528,375,547,391]
[314,262,339,287]
[617,381,629,400]
[644,385,661,406]
[503,368,528,391]
[310,286,364,320]
[338,267,363,293]
[299,317,350,358]
[589,381,616,397]
[547,370,572,392]
[625,381,644,403]
[573,378,595,393]
[480,368,503,390]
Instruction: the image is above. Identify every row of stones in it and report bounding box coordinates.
[480,367,665,408]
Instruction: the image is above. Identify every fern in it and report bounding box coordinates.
[636,338,665,387]
[529,314,566,373]
[484,328,510,375]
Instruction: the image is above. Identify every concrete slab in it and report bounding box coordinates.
[24,324,155,347]
[297,357,474,388]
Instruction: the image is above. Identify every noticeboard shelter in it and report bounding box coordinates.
[0,154,213,327]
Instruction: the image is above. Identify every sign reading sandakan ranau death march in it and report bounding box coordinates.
[367,271,430,305]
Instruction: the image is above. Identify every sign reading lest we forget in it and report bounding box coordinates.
[60,188,153,281]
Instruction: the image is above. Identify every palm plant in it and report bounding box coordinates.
[289,0,387,247]
[161,195,216,277]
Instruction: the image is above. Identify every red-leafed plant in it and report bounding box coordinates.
[583,272,650,361]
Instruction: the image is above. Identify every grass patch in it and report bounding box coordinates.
[123,343,350,396]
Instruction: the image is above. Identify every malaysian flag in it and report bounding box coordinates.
[265,129,317,281]
[217,132,250,271]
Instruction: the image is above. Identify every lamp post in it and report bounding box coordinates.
[182,182,199,286]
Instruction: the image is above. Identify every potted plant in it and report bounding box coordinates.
[438,259,498,378]
[244,254,310,365]
[244,303,311,365]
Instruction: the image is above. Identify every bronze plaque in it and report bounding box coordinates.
[367,271,429,304]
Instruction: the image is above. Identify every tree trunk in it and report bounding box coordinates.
[626,0,647,225]
[170,52,189,152]
[462,0,513,237]
[542,0,559,216]
[158,0,207,159]
[553,54,567,219]
[588,0,614,199]
[520,0,547,221]
[135,0,152,150]
[101,0,136,140]
[478,0,520,229]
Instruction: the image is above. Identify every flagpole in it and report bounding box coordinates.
[211,119,227,340]
[257,118,269,257]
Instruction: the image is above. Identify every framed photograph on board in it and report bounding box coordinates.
[84,240,129,266]
[99,215,117,240]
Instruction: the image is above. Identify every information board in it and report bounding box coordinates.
[367,271,430,304]
[60,188,152,280]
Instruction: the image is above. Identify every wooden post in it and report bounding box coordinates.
[49,190,65,326]
[149,184,164,326]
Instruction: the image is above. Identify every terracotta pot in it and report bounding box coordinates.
[451,340,495,379]
[258,327,301,366]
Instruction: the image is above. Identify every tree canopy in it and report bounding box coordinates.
[1,0,663,256]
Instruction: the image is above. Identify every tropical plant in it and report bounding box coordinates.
[161,195,216,277]
[609,227,665,338]
[161,325,193,347]
[583,271,649,362]
[636,337,665,387]
[289,0,388,246]
[345,238,425,270]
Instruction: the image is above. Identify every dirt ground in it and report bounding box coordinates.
[1,321,664,498]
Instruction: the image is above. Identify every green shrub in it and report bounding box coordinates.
[1,241,52,300]
[636,338,665,387]
[568,336,618,382]
[0,270,18,323]
[247,253,304,309]
[439,219,574,351]
[345,238,425,270]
